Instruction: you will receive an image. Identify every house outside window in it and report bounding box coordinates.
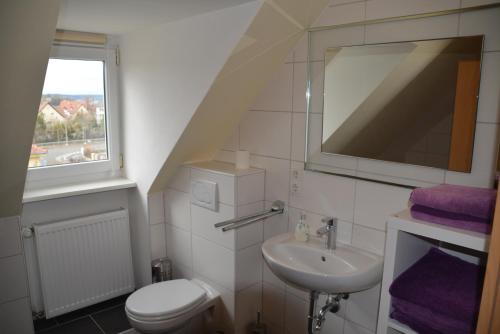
[26,44,121,187]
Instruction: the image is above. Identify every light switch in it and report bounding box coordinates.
[190,180,218,211]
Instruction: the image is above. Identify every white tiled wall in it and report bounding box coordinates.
[212,1,500,333]
[0,216,33,334]
[159,163,266,333]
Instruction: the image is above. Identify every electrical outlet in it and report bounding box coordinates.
[291,168,303,194]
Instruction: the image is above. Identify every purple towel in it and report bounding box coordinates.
[411,204,492,234]
[390,248,483,322]
[410,184,496,220]
[391,297,472,334]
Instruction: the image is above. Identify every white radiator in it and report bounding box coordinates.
[34,209,135,318]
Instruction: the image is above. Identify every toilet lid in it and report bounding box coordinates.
[126,279,207,320]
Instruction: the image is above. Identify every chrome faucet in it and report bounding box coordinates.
[316,217,337,250]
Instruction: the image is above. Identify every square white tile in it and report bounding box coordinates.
[313,1,366,27]
[289,161,356,221]
[345,283,381,331]
[164,189,191,231]
[0,298,34,334]
[148,192,164,225]
[222,128,239,151]
[284,293,309,334]
[191,203,236,250]
[235,284,262,331]
[354,181,411,231]
[250,155,291,204]
[240,111,292,160]
[293,34,308,63]
[351,225,386,255]
[0,216,21,258]
[237,172,265,205]
[167,166,191,193]
[235,244,262,291]
[366,0,459,20]
[321,312,345,334]
[150,223,166,259]
[285,283,310,301]
[251,63,293,112]
[172,261,193,280]
[344,320,376,334]
[192,235,235,291]
[262,282,286,327]
[165,224,192,269]
[0,255,28,303]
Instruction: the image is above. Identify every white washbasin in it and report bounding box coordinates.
[262,233,383,294]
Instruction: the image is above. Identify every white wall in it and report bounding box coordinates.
[212,1,500,333]
[119,2,261,287]
[0,0,60,218]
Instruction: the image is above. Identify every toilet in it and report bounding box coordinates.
[125,279,219,334]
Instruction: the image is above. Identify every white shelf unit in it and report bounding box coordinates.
[377,209,490,334]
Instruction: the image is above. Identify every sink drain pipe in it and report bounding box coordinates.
[308,291,349,334]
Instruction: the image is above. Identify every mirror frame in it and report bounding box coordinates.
[305,33,485,189]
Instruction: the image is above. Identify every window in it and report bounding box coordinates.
[30,59,108,168]
[26,44,120,186]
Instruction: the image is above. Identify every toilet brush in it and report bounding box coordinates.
[250,311,267,334]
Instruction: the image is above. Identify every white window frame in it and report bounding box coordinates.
[25,44,121,189]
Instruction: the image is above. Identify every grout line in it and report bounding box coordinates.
[0,253,24,261]
[89,315,106,334]
[53,315,94,328]
[248,109,293,113]
[90,303,125,317]
[329,0,367,8]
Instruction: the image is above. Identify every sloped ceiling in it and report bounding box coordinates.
[57,0,256,34]
[0,0,60,218]
[149,0,329,192]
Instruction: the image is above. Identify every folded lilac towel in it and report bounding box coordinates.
[392,297,472,334]
[411,204,492,234]
[410,184,496,220]
[389,248,483,323]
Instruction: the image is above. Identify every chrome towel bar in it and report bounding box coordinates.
[215,200,285,232]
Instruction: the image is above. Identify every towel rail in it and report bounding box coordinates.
[215,200,285,232]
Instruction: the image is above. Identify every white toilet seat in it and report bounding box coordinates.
[126,279,207,321]
[125,279,219,334]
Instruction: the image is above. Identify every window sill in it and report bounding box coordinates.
[23,178,136,203]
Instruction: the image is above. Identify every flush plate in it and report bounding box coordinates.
[190,180,218,212]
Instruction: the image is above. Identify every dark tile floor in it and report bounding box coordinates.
[34,294,131,334]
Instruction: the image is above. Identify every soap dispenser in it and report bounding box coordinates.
[295,212,309,242]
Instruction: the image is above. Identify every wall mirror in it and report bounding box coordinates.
[306,33,484,187]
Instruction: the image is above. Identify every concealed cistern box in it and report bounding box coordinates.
[190,180,218,212]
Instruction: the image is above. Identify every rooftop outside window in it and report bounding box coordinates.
[29,59,108,168]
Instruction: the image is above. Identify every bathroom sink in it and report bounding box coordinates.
[262,233,383,294]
